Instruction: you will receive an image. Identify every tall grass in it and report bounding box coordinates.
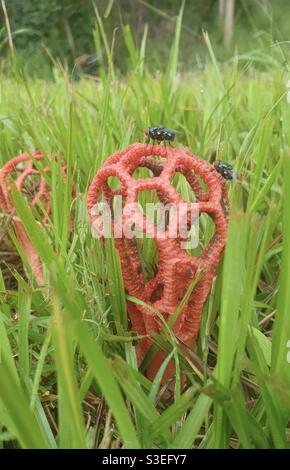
[0,9,290,448]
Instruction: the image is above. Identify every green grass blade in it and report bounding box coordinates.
[271,151,290,379]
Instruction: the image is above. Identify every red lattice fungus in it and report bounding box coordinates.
[0,151,67,285]
[87,143,229,381]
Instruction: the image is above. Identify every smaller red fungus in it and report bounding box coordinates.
[0,151,68,285]
[87,143,229,382]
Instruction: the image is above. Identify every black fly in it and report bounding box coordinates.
[213,160,238,181]
[144,126,176,144]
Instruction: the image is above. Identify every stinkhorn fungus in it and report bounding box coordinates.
[87,143,229,381]
[0,151,67,285]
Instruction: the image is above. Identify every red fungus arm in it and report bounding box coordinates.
[0,152,71,285]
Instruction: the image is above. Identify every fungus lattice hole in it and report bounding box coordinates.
[171,172,196,202]
[107,176,122,191]
[177,169,210,201]
[146,154,167,162]
[142,155,167,177]
[13,172,49,214]
[21,174,42,199]
[131,167,153,179]
[196,174,209,196]
[195,212,216,255]
[97,176,123,207]
[110,193,125,236]
[138,236,158,282]
[137,189,159,215]
[194,172,209,192]
[179,216,200,254]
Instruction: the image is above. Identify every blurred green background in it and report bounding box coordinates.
[2,0,290,78]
